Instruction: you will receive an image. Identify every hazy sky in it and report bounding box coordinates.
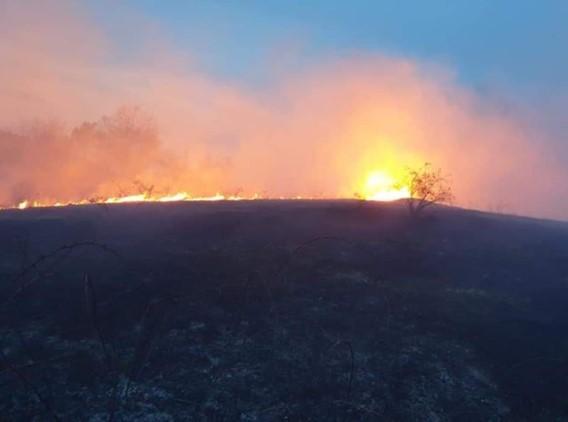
[91,1,568,145]
[102,0,568,199]
[2,1,568,218]
[108,1,568,95]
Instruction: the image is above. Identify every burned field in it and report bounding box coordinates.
[1,200,568,421]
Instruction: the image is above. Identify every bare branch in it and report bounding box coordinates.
[405,163,453,218]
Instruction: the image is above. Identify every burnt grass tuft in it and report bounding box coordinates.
[1,200,568,420]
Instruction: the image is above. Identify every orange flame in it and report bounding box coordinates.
[11,192,262,210]
[360,170,411,202]
[7,179,414,210]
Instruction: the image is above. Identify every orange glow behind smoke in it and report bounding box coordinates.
[10,177,412,210]
[359,170,411,202]
[9,161,415,210]
[1,1,567,218]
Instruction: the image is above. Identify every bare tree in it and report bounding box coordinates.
[405,163,453,217]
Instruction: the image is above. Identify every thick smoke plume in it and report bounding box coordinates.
[1,1,567,218]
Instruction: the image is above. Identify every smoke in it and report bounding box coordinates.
[1,1,567,219]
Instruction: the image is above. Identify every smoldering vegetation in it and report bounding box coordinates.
[1,200,568,420]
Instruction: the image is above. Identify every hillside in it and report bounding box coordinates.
[1,200,568,420]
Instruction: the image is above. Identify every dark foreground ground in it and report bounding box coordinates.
[1,200,568,421]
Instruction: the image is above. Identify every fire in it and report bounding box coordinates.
[7,181,410,210]
[17,200,30,210]
[12,192,258,210]
[7,171,412,211]
[359,170,411,202]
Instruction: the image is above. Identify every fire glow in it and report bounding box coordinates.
[13,193,258,210]
[360,170,411,202]
[8,169,412,210]
[3,0,567,219]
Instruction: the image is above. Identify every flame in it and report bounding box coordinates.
[8,172,413,210]
[7,180,411,210]
[11,192,259,210]
[359,170,411,202]
[7,170,413,211]
[17,200,30,210]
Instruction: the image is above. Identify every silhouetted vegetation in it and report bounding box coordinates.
[406,163,454,217]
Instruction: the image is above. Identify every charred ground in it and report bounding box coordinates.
[1,200,568,421]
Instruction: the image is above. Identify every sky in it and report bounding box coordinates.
[99,0,568,161]
[1,1,568,219]
[114,1,568,94]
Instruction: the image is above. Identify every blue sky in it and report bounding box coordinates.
[113,0,568,100]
